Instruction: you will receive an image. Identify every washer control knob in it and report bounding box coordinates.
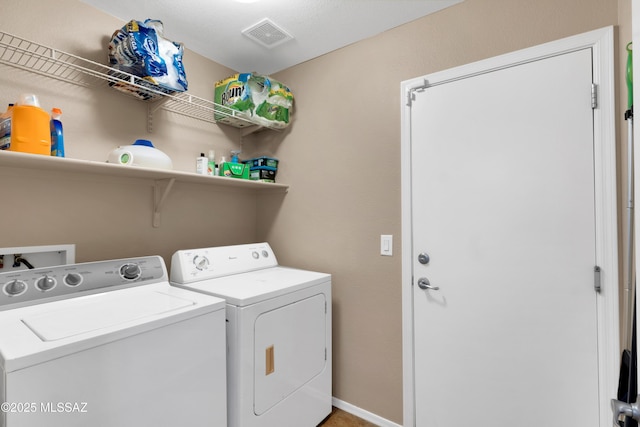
[4,280,27,296]
[36,275,56,291]
[262,250,269,258]
[252,251,259,259]
[120,263,142,281]
[193,255,209,271]
[64,273,82,287]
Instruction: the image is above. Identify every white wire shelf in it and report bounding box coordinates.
[0,30,274,131]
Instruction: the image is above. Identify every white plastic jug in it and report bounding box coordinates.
[107,139,173,170]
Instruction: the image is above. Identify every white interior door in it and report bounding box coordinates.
[402,28,619,427]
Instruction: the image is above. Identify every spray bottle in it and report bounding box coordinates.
[231,150,241,164]
[50,108,65,157]
[0,103,14,150]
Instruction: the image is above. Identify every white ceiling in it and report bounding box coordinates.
[80,0,463,75]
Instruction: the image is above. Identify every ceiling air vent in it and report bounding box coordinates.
[242,18,293,49]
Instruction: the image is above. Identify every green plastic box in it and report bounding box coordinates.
[220,162,249,179]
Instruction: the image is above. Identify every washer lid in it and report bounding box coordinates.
[0,283,226,372]
[173,266,331,306]
[22,291,193,341]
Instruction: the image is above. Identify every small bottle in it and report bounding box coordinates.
[0,103,14,150]
[196,152,208,175]
[207,150,216,176]
[218,156,227,176]
[50,108,65,157]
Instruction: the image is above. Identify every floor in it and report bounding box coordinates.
[319,407,378,427]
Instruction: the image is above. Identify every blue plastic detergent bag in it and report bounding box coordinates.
[108,19,188,99]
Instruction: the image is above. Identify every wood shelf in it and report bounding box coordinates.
[0,151,289,227]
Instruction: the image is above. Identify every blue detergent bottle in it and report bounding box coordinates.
[50,107,65,157]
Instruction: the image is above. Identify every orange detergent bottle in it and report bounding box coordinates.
[9,94,51,155]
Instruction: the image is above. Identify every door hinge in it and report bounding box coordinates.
[406,79,429,107]
[591,83,598,109]
[594,265,601,293]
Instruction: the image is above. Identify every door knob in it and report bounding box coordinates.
[418,253,430,265]
[612,397,640,425]
[417,277,439,290]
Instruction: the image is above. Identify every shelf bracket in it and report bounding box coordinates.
[147,99,170,133]
[153,178,176,228]
[240,125,267,138]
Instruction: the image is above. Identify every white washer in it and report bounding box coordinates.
[170,242,332,427]
[0,256,227,427]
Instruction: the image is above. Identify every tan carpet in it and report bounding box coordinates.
[318,407,378,426]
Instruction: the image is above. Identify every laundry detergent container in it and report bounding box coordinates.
[107,139,173,170]
[108,19,188,100]
[214,73,293,129]
[9,94,50,155]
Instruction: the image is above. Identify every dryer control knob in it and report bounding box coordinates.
[36,275,56,291]
[120,263,142,280]
[4,280,27,296]
[193,255,210,271]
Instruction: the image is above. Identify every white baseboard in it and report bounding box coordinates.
[331,397,402,427]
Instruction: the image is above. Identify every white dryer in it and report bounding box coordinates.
[170,242,332,427]
[0,256,227,427]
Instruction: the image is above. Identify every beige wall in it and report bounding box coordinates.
[1,0,257,263]
[259,0,624,423]
[0,0,629,425]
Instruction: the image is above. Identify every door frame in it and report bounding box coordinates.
[400,26,618,427]
[634,1,640,394]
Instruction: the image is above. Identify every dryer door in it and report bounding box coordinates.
[254,293,327,415]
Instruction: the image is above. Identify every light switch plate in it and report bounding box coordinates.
[381,235,393,256]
